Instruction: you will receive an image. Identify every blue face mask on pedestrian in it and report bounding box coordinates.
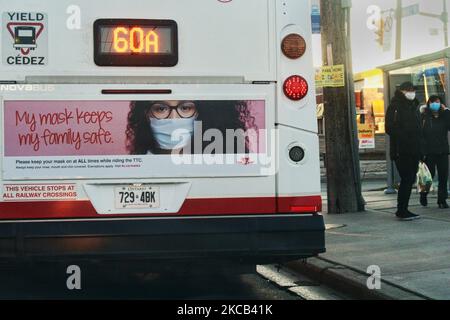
[430,102,441,112]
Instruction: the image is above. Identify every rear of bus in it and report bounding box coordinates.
[0,0,325,267]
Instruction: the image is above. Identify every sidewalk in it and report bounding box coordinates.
[293,183,450,300]
[321,160,387,181]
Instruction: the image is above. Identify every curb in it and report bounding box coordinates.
[285,257,431,300]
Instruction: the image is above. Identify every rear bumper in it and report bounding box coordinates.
[0,214,325,264]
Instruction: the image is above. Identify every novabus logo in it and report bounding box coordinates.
[0,84,55,92]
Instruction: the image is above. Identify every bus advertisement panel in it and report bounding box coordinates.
[3,99,268,180]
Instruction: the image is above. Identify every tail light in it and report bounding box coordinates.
[281,34,306,59]
[283,75,309,101]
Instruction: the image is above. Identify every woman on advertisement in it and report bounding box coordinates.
[125,100,256,155]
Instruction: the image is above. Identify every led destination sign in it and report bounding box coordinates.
[94,19,178,67]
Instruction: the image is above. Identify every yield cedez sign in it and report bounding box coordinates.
[2,12,48,66]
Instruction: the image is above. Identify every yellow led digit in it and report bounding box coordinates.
[130,27,144,53]
[113,27,128,53]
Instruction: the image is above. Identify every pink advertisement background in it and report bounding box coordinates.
[4,100,265,157]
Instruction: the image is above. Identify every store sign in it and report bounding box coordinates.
[358,124,375,149]
[2,12,48,66]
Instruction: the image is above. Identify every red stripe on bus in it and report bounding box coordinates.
[0,196,322,220]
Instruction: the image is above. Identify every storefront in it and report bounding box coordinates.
[316,67,387,159]
[354,69,385,156]
[379,48,450,192]
[354,69,385,134]
[382,59,447,107]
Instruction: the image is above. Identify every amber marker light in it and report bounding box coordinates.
[281,33,306,59]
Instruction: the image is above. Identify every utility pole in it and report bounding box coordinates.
[395,0,402,59]
[320,0,365,214]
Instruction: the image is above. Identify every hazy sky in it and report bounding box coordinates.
[311,0,450,72]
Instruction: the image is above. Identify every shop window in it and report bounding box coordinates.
[354,72,385,136]
[388,59,446,106]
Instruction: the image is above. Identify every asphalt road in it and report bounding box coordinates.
[0,262,302,300]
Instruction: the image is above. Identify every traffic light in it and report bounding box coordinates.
[374,18,384,46]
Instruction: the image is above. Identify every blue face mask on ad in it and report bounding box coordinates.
[150,118,195,150]
[430,102,441,112]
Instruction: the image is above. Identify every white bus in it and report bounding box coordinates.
[0,0,324,269]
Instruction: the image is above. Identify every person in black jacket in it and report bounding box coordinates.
[419,95,450,209]
[386,81,422,221]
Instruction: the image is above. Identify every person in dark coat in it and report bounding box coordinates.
[386,81,422,221]
[419,95,450,209]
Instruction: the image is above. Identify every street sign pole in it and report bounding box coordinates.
[443,0,448,47]
[395,0,402,60]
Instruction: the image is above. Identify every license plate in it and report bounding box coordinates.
[114,186,160,209]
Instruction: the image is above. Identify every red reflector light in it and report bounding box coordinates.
[290,206,318,213]
[283,75,309,101]
[278,196,322,214]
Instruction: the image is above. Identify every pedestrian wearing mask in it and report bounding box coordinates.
[386,81,422,221]
[419,95,450,209]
